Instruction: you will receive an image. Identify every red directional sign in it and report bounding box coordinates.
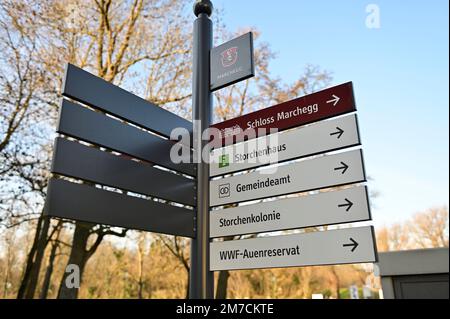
[211,82,356,147]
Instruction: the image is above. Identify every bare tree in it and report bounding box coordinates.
[57,222,128,299]
[408,206,449,248]
[157,235,190,299]
[376,206,449,252]
[1,229,18,298]
[0,3,47,155]
[39,220,65,299]
[128,232,151,299]
[376,223,410,252]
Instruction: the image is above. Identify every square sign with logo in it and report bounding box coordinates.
[219,183,231,199]
[210,32,255,91]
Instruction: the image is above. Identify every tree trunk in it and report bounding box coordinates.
[2,263,9,298]
[57,222,93,299]
[2,244,12,298]
[214,236,235,299]
[215,270,230,299]
[39,240,58,299]
[185,274,189,299]
[23,215,51,299]
[137,245,144,299]
[17,215,44,298]
[331,266,341,299]
[335,282,341,299]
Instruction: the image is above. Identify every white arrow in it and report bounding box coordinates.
[326,94,340,106]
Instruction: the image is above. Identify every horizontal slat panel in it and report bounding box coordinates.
[57,99,195,176]
[44,178,195,238]
[52,137,194,206]
[63,64,192,139]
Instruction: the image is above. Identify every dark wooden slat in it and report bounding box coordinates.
[52,137,195,206]
[57,99,195,176]
[63,64,192,139]
[44,178,195,238]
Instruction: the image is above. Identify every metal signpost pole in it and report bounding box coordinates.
[190,0,214,299]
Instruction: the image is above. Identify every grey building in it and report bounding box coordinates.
[374,248,449,299]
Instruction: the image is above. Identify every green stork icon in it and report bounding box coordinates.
[219,154,229,168]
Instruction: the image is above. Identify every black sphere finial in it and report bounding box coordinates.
[194,0,213,17]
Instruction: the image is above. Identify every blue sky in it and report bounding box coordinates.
[212,0,449,226]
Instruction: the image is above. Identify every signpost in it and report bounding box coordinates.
[45,65,196,237]
[210,186,370,238]
[189,1,215,299]
[211,81,356,147]
[210,149,366,207]
[210,114,361,177]
[207,38,376,279]
[43,0,378,300]
[210,226,377,271]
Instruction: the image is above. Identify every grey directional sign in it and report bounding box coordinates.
[63,64,192,140]
[44,178,195,238]
[52,137,195,206]
[210,114,361,177]
[58,99,195,176]
[210,32,255,91]
[210,186,371,238]
[210,226,377,271]
[210,149,366,207]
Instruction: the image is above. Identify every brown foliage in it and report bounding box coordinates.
[376,206,449,252]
